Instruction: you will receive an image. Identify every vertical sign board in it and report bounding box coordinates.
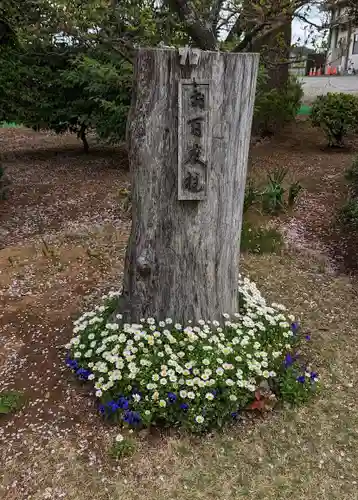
[178,80,211,200]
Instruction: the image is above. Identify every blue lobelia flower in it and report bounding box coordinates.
[65,354,78,371]
[305,334,311,341]
[180,403,189,411]
[107,400,120,412]
[122,410,141,426]
[310,371,318,381]
[76,368,91,380]
[231,412,238,419]
[98,404,106,415]
[296,375,305,383]
[167,392,177,404]
[284,353,294,368]
[291,322,299,334]
[211,389,218,397]
[117,397,129,410]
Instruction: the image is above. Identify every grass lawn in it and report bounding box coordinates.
[1,124,358,499]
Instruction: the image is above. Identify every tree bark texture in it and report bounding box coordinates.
[122,48,259,323]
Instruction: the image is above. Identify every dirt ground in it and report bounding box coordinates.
[1,124,358,500]
[250,119,358,274]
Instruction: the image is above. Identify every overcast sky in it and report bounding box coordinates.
[292,6,326,48]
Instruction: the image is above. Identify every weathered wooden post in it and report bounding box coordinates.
[121,48,259,323]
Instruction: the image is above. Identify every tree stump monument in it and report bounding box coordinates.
[120,48,259,323]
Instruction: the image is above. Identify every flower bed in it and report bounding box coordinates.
[66,276,318,432]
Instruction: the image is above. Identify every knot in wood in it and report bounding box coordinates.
[137,248,154,276]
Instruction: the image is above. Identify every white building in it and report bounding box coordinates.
[326,0,358,73]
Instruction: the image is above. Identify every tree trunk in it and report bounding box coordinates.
[120,48,258,323]
[251,20,292,91]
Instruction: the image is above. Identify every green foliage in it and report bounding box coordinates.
[0,122,20,128]
[339,157,358,230]
[261,167,287,214]
[345,156,358,196]
[240,221,283,254]
[0,391,24,414]
[243,180,258,214]
[339,198,358,230]
[311,93,358,146]
[348,0,358,24]
[0,0,301,146]
[261,168,302,215]
[0,0,190,147]
[278,363,319,406]
[0,44,132,147]
[110,435,136,459]
[62,55,132,144]
[254,69,303,135]
[244,169,302,216]
[0,164,10,200]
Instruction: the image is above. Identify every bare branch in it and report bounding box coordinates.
[208,0,226,33]
[225,13,243,43]
[295,13,327,31]
[165,0,218,50]
[232,22,270,52]
[111,39,135,65]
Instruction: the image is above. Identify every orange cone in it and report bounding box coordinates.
[317,67,322,76]
[312,67,316,76]
[326,66,331,75]
[332,67,337,75]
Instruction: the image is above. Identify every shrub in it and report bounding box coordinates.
[339,198,358,230]
[62,55,132,146]
[0,164,10,200]
[311,93,358,146]
[345,156,358,196]
[254,70,303,136]
[66,277,318,433]
[0,45,132,151]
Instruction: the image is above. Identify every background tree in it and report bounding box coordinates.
[347,0,358,23]
[1,0,326,146]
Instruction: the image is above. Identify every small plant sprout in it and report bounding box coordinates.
[0,391,24,415]
[110,434,136,459]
